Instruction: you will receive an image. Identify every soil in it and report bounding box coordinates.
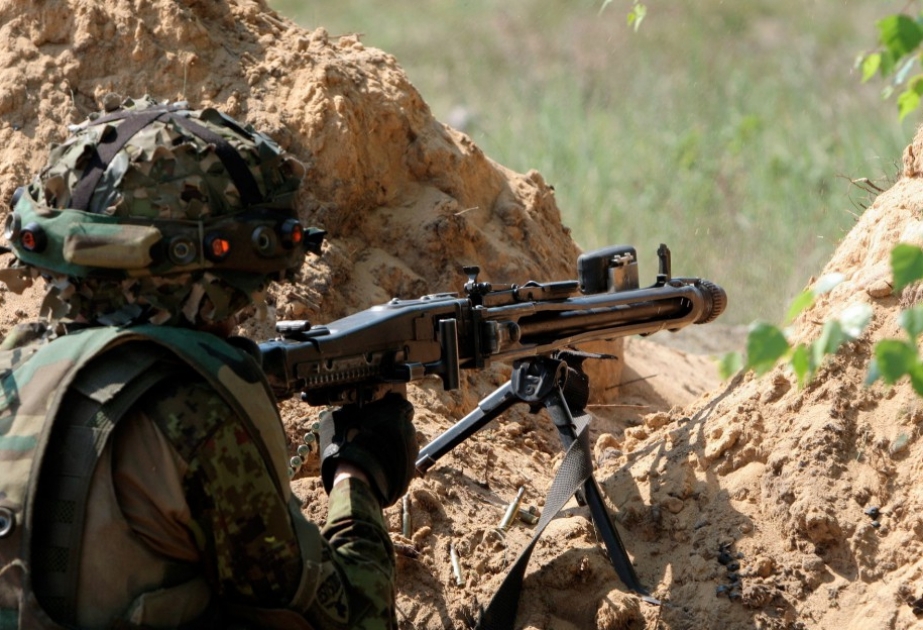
[1,2,922,629]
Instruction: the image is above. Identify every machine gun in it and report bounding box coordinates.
[259,243,726,406]
[259,244,726,626]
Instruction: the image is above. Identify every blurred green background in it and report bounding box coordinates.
[270,0,912,325]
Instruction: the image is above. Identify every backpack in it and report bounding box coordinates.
[0,324,307,628]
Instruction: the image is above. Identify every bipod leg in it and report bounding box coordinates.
[416,381,519,476]
[544,387,658,603]
[415,356,566,476]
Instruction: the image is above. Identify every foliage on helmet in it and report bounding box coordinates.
[40,97,303,219]
[1,96,323,328]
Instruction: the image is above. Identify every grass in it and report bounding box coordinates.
[270,0,913,325]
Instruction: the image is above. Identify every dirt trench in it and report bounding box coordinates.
[2,2,922,629]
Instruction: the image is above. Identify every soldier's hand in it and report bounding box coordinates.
[318,392,418,508]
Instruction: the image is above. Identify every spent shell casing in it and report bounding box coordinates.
[402,494,412,538]
[498,486,526,532]
[450,543,465,587]
[517,507,540,525]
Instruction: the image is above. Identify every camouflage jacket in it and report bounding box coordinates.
[0,324,396,629]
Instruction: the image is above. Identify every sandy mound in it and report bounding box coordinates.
[3,2,921,629]
[592,149,923,630]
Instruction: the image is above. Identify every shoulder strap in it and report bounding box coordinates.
[1,327,129,628]
[30,344,177,625]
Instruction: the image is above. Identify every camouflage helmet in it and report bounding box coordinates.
[1,96,323,326]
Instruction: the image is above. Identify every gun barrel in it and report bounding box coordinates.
[481,280,725,363]
[520,295,685,336]
[259,246,727,406]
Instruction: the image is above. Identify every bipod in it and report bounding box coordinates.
[416,355,658,630]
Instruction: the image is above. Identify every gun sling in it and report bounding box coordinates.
[475,407,657,630]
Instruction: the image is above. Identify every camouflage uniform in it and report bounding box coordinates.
[0,97,401,628]
[0,323,397,629]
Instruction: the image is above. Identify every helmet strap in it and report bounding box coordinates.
[169,114,263,207]
[69,106,264,213]
[70,107,173,212]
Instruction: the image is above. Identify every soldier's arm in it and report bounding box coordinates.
[121,378,305,607]
[118,377,397,627]
[301,467,397,628]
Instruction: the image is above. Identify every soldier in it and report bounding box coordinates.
[0,96,418,629]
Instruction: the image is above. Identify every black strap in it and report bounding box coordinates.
[544,393,650,598]
[76,103,184,129]
[168,115,263,207]
[70,106,263,213]
[476,414,594,630]
[70,109,170,212]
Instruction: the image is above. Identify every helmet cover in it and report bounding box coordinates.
[1,96,322,327]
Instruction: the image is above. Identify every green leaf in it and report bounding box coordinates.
[866,356,882,386]
[627,3,646,31]
[812,320,846,368]
[874,339,919,384]
[806,305,872,374]
[861,53,882,82]
[718,351,743,380]
[790,344,812,388]
[746,322,790,376]
[898,86,922,120]
[891,243,923,292]
[910,363,923,396]
[877,15,923,60]
[785,290,815,325]
[784,273,844,325]
[899,75,923,119]
[839,303,873,340]
[899,305,923,339]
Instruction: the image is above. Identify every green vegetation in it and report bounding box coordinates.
[719,272,872,385]
[271,0,911,325]
[860,6,923,120]
[723,245,923,396]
